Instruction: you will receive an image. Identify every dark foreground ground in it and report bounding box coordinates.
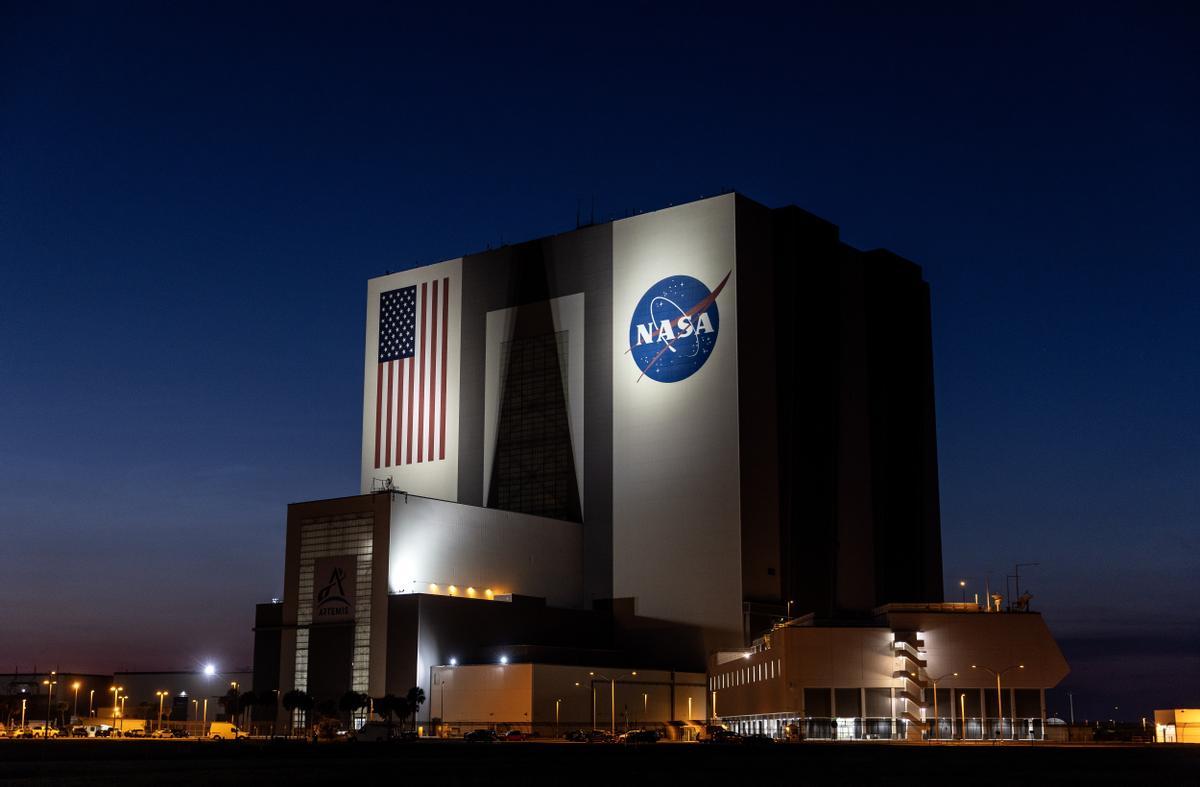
[1,739,1197,786]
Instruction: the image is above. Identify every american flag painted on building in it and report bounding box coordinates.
[374,277,450,467]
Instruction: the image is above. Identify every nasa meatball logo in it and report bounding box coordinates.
[627,271,731,382]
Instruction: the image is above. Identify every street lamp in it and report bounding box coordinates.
[587,671,635,736]
[156,691,169,731]
[88,688,94,717]
[72,682,81,722]
[959,580,967,603]
[971,664,1024,739]
[555,698,561,737]
[110,686,122,724]
[42,675,56,737]
[927,672,957,740]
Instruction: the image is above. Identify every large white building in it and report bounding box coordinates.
[252,193,1066,739]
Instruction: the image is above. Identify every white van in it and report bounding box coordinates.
[208,722,246,741]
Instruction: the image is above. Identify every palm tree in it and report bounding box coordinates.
[281,689,314,735]
[374,694,400,738]
[257,689,281,737]
[405,687,425,732]
[338,691,368,728]
[238,691,256,730]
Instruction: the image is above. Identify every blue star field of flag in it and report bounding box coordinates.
[379,286,416,362]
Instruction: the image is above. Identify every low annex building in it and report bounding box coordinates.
[709,604,1069,740]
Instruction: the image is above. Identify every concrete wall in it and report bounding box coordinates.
[387,493,582,609]
[428,663,707,735]
[611,195,744,646]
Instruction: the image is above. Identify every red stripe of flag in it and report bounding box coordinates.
[417,282,427,463]
[429,279,439,460]
[384,360,393,467]
[440,276,449,460]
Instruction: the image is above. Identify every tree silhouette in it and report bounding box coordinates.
[405,687,426,732]
[281,689,313,734]
[338,691,368,726]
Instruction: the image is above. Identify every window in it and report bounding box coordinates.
[488,331,581,522]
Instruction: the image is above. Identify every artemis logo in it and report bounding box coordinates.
[627,271,730,383]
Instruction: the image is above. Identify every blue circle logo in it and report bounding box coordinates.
[627,272,729,383]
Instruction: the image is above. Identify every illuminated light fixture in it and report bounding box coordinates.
[499,656,508,665]
[203,664,216,676]
[631,672,637,676]
[429,583,439,593]
[449,658,457,666]
[467,587,476,597]
[448,585,457,596]
[484,588,494,599]
[743,652,752,660]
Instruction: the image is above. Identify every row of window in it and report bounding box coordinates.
[711,658,782,690]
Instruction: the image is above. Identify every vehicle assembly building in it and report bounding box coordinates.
[253,193,1066,739]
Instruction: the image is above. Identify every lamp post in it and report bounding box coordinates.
[110,686,122,725]
[88,689,94,717]
[960,691,967,740]
[642,692,648,724]
[21,698,27,728]
[927,672,957,740]
[588,671,636,735]
[42,673,56,736]
[156,691,168,731]
[555,699,561,738]
[72,682,81,722]
[120,695,128,730]
[202,698,208,734]
[959,580,967,603]
[971,664,1024,739]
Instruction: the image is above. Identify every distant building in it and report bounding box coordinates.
[1155,709,1200,743]
[708,603,1068,740]
[252,193,1067,739]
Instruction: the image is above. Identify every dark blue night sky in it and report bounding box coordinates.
[2,2,1196,721]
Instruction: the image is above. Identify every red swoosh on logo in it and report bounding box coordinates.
[633,270,731,382]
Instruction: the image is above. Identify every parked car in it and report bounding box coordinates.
[171,728,189,738]
[94,727,113,737]
[124,728,146,738]
[702,728,742,744]
[742,734,774,745]
[619,729,659,744]
[23,725,59,738]
[207,722,246,741]
[464,729,498,742]
[503,730,528,741]
[564,729,589,742]
[150,728,174,739]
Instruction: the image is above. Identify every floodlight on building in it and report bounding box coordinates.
[429,583,438,592]
[449,585,457,596]
[449,658,457,666]
[484,588,494,599]
[467,587,476,597]
[203,664,216,676]
[499,656,508,665]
